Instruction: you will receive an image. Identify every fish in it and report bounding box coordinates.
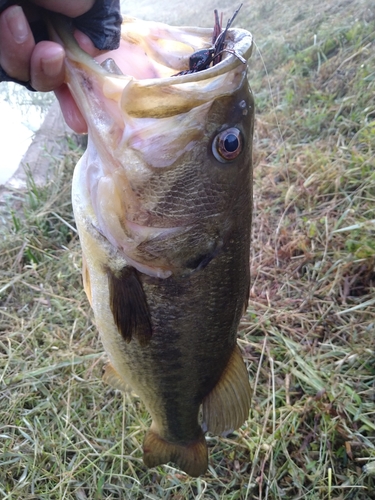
[50,11,254,477]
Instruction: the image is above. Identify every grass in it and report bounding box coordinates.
[1,0,375,498]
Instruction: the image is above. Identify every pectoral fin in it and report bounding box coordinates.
[102,363,130,392]
[143,424,208,477]
[202,344,252,435]
[107,266,152,347]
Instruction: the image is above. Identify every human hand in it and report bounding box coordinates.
[0,0,121,133]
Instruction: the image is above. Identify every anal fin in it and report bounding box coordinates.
[107,266,152,347]
[202,344,252,435]
[102,363,130,393]
[143,425,208,477]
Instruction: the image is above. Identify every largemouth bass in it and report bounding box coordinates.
[52,12,254,477]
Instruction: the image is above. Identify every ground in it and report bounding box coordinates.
[0,0,375,498]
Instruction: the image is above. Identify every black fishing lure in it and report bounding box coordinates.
[174,4,245,76]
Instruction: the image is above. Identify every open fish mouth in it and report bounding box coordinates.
[94,16,254,117]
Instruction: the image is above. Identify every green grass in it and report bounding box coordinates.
[1,0,375,498]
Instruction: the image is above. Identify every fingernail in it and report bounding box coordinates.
[41,48,64,78]
[5,6,29,44]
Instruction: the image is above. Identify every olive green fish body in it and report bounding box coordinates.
[53,15,254,476]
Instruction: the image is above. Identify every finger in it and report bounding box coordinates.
[29,41,65,92]
[31,0,96,18]
[28,26,99,91]
[55,85,88,134]
[0,5,35,81]
[73,29,102,57]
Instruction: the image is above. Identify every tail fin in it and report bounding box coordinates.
[143,426,208,477]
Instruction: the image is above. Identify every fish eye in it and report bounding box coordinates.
[212,127,243,163]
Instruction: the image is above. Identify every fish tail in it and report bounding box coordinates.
[143,426,208,477]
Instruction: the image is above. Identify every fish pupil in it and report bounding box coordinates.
[224,133,239,152]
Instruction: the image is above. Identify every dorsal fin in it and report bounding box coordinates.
[107,266,152,347]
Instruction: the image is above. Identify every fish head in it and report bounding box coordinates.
[52,16,254,278]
